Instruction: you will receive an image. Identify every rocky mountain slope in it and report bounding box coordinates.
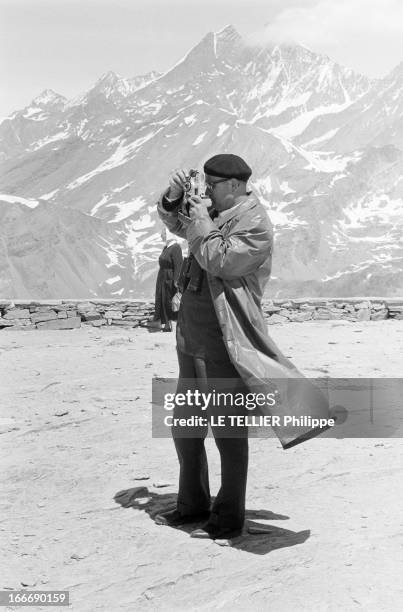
[0,25,402,298]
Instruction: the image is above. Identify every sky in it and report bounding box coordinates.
[1,0,402,117]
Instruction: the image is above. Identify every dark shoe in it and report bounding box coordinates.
[190,522,243,540]
[154,508,210,527]
[162,322,172,332]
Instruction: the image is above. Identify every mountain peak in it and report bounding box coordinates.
[91,71,131,98]
[32,89,66,106]
[216,24,241,39]
[97,71,121,85]
[215,24,243,49]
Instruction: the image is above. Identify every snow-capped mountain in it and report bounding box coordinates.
[0,25,402,299]
[296,61,403,152]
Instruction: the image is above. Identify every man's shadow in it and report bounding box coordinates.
[114,486,310,555]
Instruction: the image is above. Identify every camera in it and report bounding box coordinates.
[182,169,206,216]
[184,169,205,199]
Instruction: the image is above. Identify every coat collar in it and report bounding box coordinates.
[215,192,259,228]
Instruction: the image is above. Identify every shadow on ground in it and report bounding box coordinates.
[114,486,310,555]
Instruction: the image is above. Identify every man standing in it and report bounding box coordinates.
[154,154,270,539]
[154,154,329,539]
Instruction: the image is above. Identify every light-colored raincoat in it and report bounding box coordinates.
[157,190,332,448]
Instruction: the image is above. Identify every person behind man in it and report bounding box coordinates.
[154,153,276,539]
[146,227,183,332]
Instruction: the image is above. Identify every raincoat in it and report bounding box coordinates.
[157,190,332,448]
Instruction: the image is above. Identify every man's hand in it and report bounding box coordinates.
[187,195,211,220]
[168,169,187,200]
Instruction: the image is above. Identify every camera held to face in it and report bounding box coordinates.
[182,169,206,216]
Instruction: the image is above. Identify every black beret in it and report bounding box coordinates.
[204,154,252,182]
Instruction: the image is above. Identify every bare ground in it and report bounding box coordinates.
[1,320,403,611]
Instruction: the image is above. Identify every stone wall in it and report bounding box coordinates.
[1,298,403,331]
[263,298,403,324]
[0,300,154,331]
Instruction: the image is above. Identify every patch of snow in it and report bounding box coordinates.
[98,241,125,269]
[155,116,179,128]
[251,176,272,195]
[192,131,208,146]
[126,230,162,270]
[104,119,122,126]
[271,132,295,154]
[112,181,134,193]
[147,102,162,114]
[280,181,296,194]
[303,128,340,147]
[40,188,59,200]
[30,113,49,122]
[23,107,42,118]
[105,275,121,285]
[329,173,347,187]
[29,131,70,151]
[269,206,308,229]
[0,194,39,208]
[267,101,351,139]
[253,188,307,229]
[75,119,88,136]
[1,111,18,124]
[107,135,124,147]
[302,149,359,173]
[127,213,153,231]
[108,197,147,223]
[66,129,161,190]
[339,194,403,230]
[91,195,110,216]
[105,253,124,269]
[184,114,196,126]
[252,91,311,116]
[217,123,230,137]
[166,86,184,94]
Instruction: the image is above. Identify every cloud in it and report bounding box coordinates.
[247,0,403,77]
